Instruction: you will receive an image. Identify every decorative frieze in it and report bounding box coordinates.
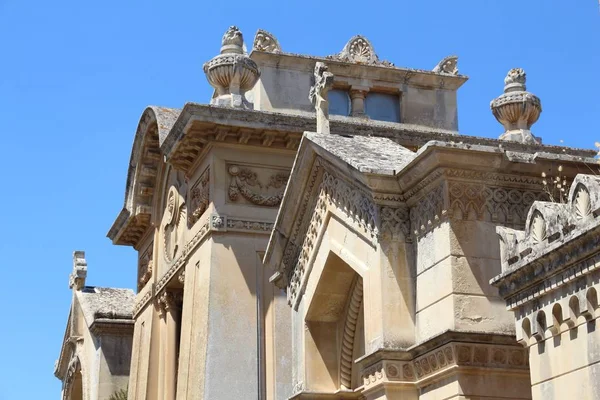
[228,165,289,207]
[188,167,210,226]
[361,343,528,390]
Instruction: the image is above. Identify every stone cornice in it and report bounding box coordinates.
[89,319,134,336]
[250,50,469,90]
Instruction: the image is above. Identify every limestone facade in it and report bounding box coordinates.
[492,174,600,399]
[55,251,134,400]
[101,26,598,399]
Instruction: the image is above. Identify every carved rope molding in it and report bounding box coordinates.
[340,276,363,390]
[228,165,289,207]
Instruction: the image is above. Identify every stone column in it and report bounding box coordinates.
[349,87,368,118]
[158,290,182,400]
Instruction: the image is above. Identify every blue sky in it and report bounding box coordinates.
[0,0,598,397]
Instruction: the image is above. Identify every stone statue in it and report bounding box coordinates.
[309,62,334,134]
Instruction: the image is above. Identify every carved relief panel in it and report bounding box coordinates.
[227,164,290,207]
[188,167,210,226]
[138,243,153,292]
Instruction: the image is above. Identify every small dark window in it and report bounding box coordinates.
[328,89,350,116]
[365,92,400,122]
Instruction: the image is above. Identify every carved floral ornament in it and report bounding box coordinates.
[228,165,289,207]
[138,245,153,291]
[327,35,394,67]
[432,55,459,75]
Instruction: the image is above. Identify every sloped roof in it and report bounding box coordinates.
[76,286,135,327]
[305,132,416,175]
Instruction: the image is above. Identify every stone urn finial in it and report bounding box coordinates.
[491,68,542,144]
[203,26,260,109]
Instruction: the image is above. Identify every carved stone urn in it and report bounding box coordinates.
[203,26,260,109]
[490,68,542,144]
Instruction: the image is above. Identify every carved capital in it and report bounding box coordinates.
[157,290,183,317]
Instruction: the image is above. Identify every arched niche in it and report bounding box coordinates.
[304,252,365,392]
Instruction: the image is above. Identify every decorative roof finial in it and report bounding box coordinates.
[203,26,260,109]
[69,250,87,290]
[491,68,542,144]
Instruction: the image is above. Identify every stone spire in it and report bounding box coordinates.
[69,250,87,290]
[203,26,260,109]
[490,68,542,144]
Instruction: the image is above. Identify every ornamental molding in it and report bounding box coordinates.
[340,276,363,390]
[281,158,409,307]
[228,164,289,207]
[188,167,210,226]
[133,285,154,318]
[252,29,282,53]
[153,212,276,301]
[361,343,528,391]
[493,174,600,302]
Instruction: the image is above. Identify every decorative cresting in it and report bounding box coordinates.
[340,276,363,390]
[432,55,459,75]
[252,29,281,53]
[327,35,394,67]
[309,62,334,134]
[203,26,260,109]
[490,68,542,144]
[496,174,600,272]
[228,165,289,207]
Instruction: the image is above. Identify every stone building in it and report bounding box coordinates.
[492,174,600,399]
[55,251,134,400]
[104,26,597,399]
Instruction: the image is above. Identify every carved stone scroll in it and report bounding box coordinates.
[432,55,458,75]
[228,165,289,207]
[253,29,281,53]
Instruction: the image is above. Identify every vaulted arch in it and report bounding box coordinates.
[108,106,180,246]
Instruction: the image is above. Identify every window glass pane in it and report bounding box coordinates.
[328,89,350,116]
[365,93,400,122]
